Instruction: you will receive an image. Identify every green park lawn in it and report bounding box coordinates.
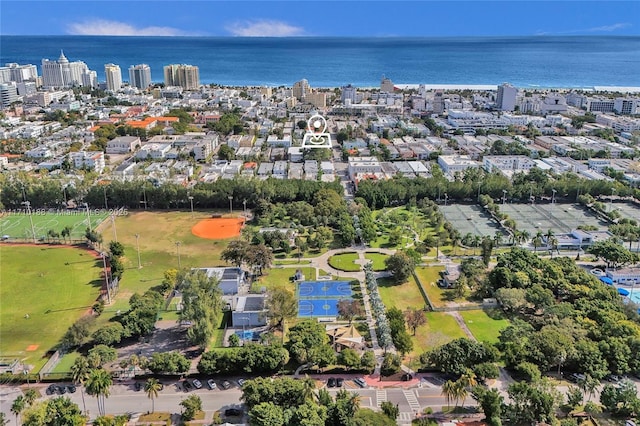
[328,252,361,272]
[378,276,427,312]
[411,312,468,358]
[364,252,388,271]
[414,266,446,307]
[459,310,510,344]
[0,246,103,369]
[252,267,317,292]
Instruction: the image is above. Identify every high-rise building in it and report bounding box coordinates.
[380,76,394,93]
[496,83,517,111]
[292,79,310,101]
[128,64,152,89]
[41,51,95,89]
[1,63,38,83]
[104,63,122,92]
[0,83,19,108]
[163,64,199,90]
[341,84,357,104]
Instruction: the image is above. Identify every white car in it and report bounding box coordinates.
[207,379,217,390]
[237,379,246,387]
[192,379,203,389]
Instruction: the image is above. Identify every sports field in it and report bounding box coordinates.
[499,203,606,235]
[612,202,640,224]
[0,210,109,241]
[297,280,353,318]
[0,246,103,370]
[439,204,507,238]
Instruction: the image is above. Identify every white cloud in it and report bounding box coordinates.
[586,23,631,32]
[225,20,304,37]
[67,19,194,36]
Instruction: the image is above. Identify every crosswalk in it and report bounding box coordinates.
[376,389,387,407]
[403,389,421,411]
[398,412,413,422]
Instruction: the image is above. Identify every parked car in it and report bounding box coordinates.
[57,385,67,394]
[336,378,344,387]
[192,379,203,389]
[327,378,337,388]
[67,385,76,393]
[237,378,246,387]
[567,373,586,383]
[134,382,142,391]
[354,378,367,388]
[224,408,242,416]
[401,373,413,381]
[207,379,217,390]
[183,380,193,392]
[46,385,56,395]
[221,380,231,390]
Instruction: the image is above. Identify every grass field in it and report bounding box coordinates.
[378,276,427,312]
[0,210,109,241]
[252,267,317,292]
[328,252,361,272]
[459,310,510,344]
[0,246,103,369]
[411,312,468,357]
[364,252,388,271]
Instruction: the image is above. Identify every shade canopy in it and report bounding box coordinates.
[617,287,630,296]
[600,276,614,285]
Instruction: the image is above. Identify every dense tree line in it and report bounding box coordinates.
[355,168,637,210]
[197,344,289,375]
[489,249,640,378]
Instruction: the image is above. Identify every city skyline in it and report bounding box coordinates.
[1,1,639,37]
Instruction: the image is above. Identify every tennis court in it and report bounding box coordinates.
[298,280,352,297]
[499,203,606,235]
[298,299,341,317]
[439,204,507,238]
[611,202,640,223]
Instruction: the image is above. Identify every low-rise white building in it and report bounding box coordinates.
[70,151,105,173]
[437,155,481,175]
[106,136,141,154]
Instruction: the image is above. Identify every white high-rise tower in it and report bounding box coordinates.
[128,64,152,89]
[104,63,123,92]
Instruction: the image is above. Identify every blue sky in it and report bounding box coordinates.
[1,1,639,37]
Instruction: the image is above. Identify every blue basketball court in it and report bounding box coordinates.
[297,280,353,318]
[298,281,352,297]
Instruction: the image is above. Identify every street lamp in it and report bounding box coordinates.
[175,241,182,268]
[135,233,142,269]
[610,188,616,212]
[21,201,36,243]
[85,202,92,233]
[502,189,507,205]
[103,186,109,210]
[551,189,557,205]
[228,195,234,215]
[243,199,247,218]
[110,214,117,242]
[444,192,448,206]
[188,195,194,219]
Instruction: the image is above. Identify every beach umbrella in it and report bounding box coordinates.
[617,288,630,296]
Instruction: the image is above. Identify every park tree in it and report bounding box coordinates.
[61,316,94,349]
[503,379,561,425]
[249,402,285,426]
[92,323,125,346]
[11,396,25,426]
[221,240,250,267]
[246,243,274,276]
[108,241,124,257]
[380,401,399,420]
[471,386,503,426]
[286,320,329,364]
[600,380,640,417]
[70,356,90,415]
[87,345,118,367]
[404,307,426,335]
[381,353,402,376]
[337,299,363,324]
[421,338,498,376]
[338,348,361,370]
[384,252,416,283]
[589,240,637,268]
[265,287,298,330]
[179,269,223,349]
[180,395,202,421]
[360,351,376,373]
[147,351,190,374]
[21,396,86,426]
[353,408,396,426]
[117,290,163,337]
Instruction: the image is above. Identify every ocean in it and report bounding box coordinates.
[1,35,639,88]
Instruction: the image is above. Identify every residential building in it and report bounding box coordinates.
[41,51,96,89]
[292,79,310,101]
[163,64,200,90]
[106,136,141,154]
[437,155,481,175]
[196,267,246,295]
[0,63,38,83]
[69,151,105,173]
[341,84,357,104]
[614,98,640,115]
[232,295,267,328]
[0,83,19,108]
[104,63,122,92]
[380,76,394,93]
[128,64,152,89]
[304,91,327,108]
[483,155,537,176]
[586,98,615,113]
[496,83,517,111]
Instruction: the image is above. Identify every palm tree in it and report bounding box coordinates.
[532,231,544,253]
[11,396,25,426]
[472,235,481,256]
[71,356,90,414]
[493,231,503,247]
[452,381,468,409]
[23,388,38,406]
[520,230,530,245]
[549,236,558,257]
[301,376,316,402]
[86,369,112,416]
[441,380,456,409]
[144,378,162,413]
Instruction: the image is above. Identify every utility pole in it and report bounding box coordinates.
[228,195,233,215]
[188,195,194,219]
[22,201,36,243]
[175,241,182,268]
